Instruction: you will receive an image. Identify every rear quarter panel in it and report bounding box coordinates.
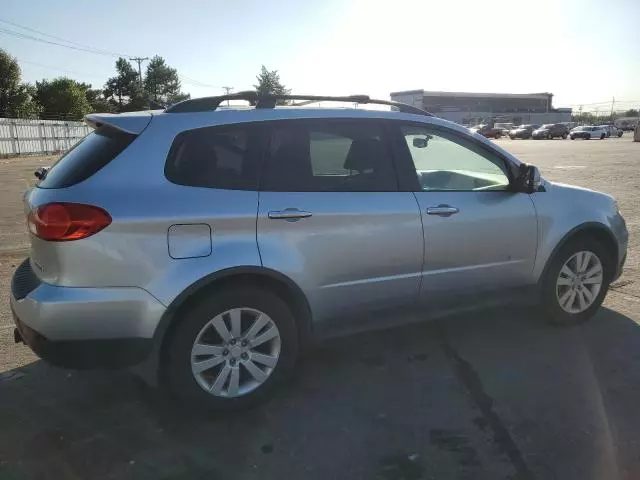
[26,114,262,307]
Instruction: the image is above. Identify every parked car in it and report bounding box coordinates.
[11,93,628,409]
[508,124,540,139]
[494,122,514,136]
[570,125,608,140]
[469,124,502,138]
[599,125,623,138]
[532,123,569,139]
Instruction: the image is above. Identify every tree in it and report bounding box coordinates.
[35,77,92,120]
[143,55,189,106]
[104,57,140,111]
[253,65,290,104]
[84,86,113,113]
[0,49,41,118]
[623,109,638,117]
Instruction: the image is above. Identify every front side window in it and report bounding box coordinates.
[262,121,397,192]
[165,125,261,190]
[400,125,510,192]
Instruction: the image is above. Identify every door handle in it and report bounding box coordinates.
[426,205,459,217]
[268,209,313,220]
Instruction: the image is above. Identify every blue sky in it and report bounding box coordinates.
[2,0,639,112]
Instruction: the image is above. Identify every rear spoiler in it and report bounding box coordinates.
[84,112,152,135]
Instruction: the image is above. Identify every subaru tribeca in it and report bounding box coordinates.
[11,93,628,409]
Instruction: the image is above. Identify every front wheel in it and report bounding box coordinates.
[166,286,299,410]
[547,133,553,140]
[562,133,568,139]
[600,133,606,140]
[570,135,575,140]
[541,238,612,325]
[586,134,591,140]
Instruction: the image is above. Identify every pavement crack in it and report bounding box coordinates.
[437,322,533,480]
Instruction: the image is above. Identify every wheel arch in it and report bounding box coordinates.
[154,266,313,368]
[539,222,618,283]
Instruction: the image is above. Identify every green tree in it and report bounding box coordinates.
[253,65,290,104]
[0,49,41,118]
[35,77,92,120]
[143,55,189,106]
[85,87,113,113]
[623,109,638,117]
[104,57,140,111]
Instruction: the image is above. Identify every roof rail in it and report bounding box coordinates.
[165,92,432,116]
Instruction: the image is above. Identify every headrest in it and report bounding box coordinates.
[344,138,384,171]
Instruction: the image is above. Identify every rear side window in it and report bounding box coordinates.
[165,125,262,190]
[262,120,398,192]
[38,127,136,189]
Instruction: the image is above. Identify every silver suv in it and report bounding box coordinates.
[11,93,628,409]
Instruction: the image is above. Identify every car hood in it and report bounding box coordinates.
[545,180,615,206]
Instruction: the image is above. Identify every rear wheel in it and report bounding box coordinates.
[547,133,553,140]
[562,132,568,139]
[600,133,606,139]
[166,286,299,409]
[586,134,591,140]
[541,237,612,325]
[570,135,575,140]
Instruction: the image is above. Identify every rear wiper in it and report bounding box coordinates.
[34,167,49,181]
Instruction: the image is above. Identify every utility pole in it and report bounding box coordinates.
[222,86,233,106]
[609,96,615,123]
[130,57,149,89]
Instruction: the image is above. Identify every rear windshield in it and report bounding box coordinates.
[38,127,136,189]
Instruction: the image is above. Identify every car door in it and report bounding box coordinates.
[257,119,424,325]
[390,122,538,303]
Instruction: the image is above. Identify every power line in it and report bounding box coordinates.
[17,59,110,80]
[0,18,234,93]
[0,27,126,57]
[0,17,131,58]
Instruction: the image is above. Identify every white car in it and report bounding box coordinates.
[570,126,608,140]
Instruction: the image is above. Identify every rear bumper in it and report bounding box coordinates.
[10,258,165,369]
[13,314,152,369]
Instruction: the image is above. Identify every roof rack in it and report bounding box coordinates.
[164,91,432,116]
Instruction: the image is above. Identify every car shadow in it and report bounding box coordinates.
[1,306,640,480]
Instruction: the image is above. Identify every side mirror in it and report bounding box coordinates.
[517,164,541,193]
[412,135,432,148]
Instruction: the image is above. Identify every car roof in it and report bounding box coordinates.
[84,104,524,167]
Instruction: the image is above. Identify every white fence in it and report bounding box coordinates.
[0,118,91,157]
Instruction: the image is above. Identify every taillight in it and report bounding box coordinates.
[27,203,111,241]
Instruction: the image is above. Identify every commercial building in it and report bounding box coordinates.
[390,90,572,125]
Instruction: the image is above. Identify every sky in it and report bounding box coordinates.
[2,0,639,113]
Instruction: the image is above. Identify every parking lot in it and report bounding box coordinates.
[1,137,639,480]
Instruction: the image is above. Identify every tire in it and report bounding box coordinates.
[509,135,515,140]
[166,286,299,410]
[541,237,613,326]
[547,133,553,140]
[618,132,623,137]
[600,134,605,140]
[562,133,568,139]
[570,135,575,140]
[586,134,591,140]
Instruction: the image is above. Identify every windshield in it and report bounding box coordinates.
[541,124,554,129]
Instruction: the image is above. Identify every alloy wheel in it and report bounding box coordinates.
[190,307,281,397]
[556,251,603,314]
